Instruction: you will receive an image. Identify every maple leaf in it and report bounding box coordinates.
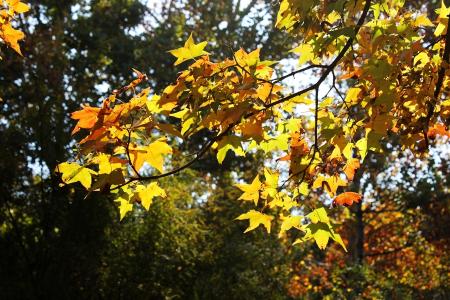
[262,168,279,199]
[312,175,347,197]
[234,48,261,68]
[168,33,208,66]
[129,138,172,173]
[328,145,343,161]
[296,222,347,251]
[279,215,303,236]
[235,175,262,206]
[343,158,360,181]
[290,43,319,65]
[307,207,330,224]
[435,1,450,36]
[55,162,97,189]
[214,136,245,164]
[115,197,133,221]
[427,123,450,139]
[333,192,362,206]
[136,182,166,210]
[0,23,25,55]
[238,116,264,140]
[93,154,124,174]
[355,138,368,161]
[89,154,126,191]
[263,168,279,189]
[294,208,347,251]
[236,210,274,233]
[345,87,361,104]
[71,105,101,134]
[7,0,30,13]
[280,131,310,176]
[302,223,331,250]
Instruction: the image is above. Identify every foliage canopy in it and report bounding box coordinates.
[54,0,450,251]
[4,0,449,252]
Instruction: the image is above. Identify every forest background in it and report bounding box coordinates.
[0,0,448,299]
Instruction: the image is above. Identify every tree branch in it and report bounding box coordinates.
[125,126,142,178]
[264,0,372,110]
[110,121,237,190]
[110,0,373,190]
[271,64,328,84]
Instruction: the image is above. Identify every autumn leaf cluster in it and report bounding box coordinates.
[55,0,450,251]
[0,0,28,56]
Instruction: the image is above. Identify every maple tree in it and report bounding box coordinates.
[55,0,450,252]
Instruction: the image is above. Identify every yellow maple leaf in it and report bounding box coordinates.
[279,215,303,237]
[307,207,330,224]
[436,0,450,19]
[312,175,347,197]
[136,182,166,210]
[130,138,172,173]
[168,33,208,66]
[115,197,133,221]
[290,43,319,65]
[234,48,260,68]
[326,10,341,24]
[294,208,347,251]
[262,168,279,199]
[93,154,123,174]
[235,175,262,206]
[342,142,354,160]
[435,1,450,36]
[55,162,97,189]
[264,168,279,189]
[414,15,434,27]
[236,210,274,233]
[355,137,368,160]
[256,82,282,102]
[214,136,245,164]
[294,223,347,251]
[344,87,361,104]
[7,0,30,13]
[328,145,342,161]
[1,23,25,55]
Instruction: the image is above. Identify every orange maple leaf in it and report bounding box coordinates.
[427,123,449,139]
[339,68,362,80]
[333,192,361,206]
[71,106,101,134]
[343,158,360,181]
[0,23,25,55]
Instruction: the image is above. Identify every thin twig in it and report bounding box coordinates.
[110,120,237,191]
